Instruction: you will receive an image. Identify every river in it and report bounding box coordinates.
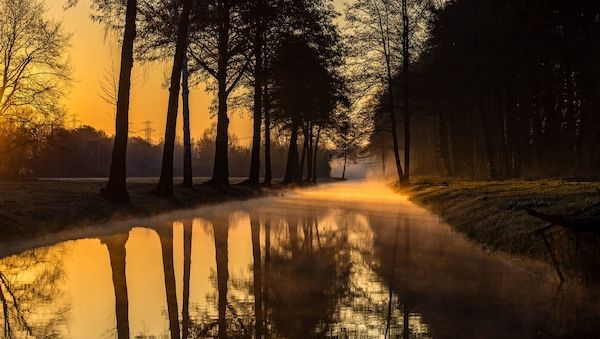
[0,181,599,338]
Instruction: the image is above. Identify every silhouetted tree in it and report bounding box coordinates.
[188,0,252,187]
[154,0,194,196]
[79,0,139,201]
[0,0,71,178]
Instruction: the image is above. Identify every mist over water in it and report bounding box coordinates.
[1,181,599,338]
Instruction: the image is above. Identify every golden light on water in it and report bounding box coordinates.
[1,182,597,338]
[290,180,409,203]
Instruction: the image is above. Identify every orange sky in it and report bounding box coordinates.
[48,0,345,145]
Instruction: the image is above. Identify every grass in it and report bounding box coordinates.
[397,177,600,282]
[0,178,289,242]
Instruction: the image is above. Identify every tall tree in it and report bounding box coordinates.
[155,0,194,196]
[401,0,410,184]
[182,54,193,188]
[270,36,341,184]
[188,0,252,187]
[247,0,266,186]
[345,0,405,183]
[0,0,71,177]
[98,0,138,202]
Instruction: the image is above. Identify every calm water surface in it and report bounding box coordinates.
[1,181,599,338]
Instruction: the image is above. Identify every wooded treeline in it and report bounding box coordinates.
[0,125,332,179]
[363,0,600,179]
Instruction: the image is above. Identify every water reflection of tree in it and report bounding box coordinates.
[185,216,254,338]
[0,248,67,338]
[157,226,181,339]
[100,233,130,339]
[265,211,352,338]
[182,221,193,339]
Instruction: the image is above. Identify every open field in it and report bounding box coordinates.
[400,177,600,282]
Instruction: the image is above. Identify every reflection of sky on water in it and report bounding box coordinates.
[1,181,599,338]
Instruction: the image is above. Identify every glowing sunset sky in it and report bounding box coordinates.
[47,0,345,145]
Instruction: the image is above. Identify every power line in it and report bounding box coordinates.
[143,120,156,143]
[131,120,156,143]
[69,113,82,129]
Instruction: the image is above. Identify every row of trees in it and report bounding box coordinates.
[67,0,349,201]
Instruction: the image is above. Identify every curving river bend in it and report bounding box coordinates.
[1,181,599,338]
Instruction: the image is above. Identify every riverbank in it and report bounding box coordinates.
[399,178,600,282]
[0,178,306,242]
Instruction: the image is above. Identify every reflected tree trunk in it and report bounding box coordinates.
[402,304,410,339]
[159,227,180,339]
[264,220,271,337]
[101,233,130,339]
[251,216,263,338]
[182,221,193,339]
[384,220,401,339]
[313,216,321,249]
[213,220,229,339]
[289,221,299,258]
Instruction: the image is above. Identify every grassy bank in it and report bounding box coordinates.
[0,178,290,242]
[399,177,600,282]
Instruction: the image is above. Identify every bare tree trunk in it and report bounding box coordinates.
[284,118,301,184]
[382,142,386,178]
[156,0,193,195]
[311,125,321,183]
[386,60,404,183]
[263,84,272,185]
[305,123,313,181]
[102,0,137,202]
[437,104,454,176]
[211,5,231,187]
[342,155,347,179]
[496,87,510,177]
[299,122,309,181]
[478,87,498,179]
[401,0,410,185]
[248,1,264,186]
[182,54,193,188]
